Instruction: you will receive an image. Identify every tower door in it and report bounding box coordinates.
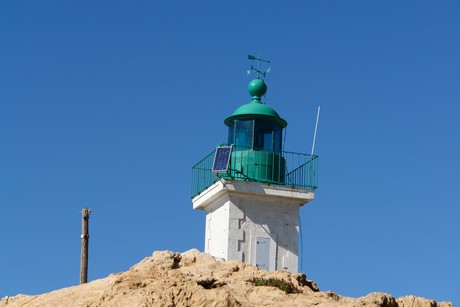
[255,237,270,270]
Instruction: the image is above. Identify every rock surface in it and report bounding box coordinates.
[1,250,453,307]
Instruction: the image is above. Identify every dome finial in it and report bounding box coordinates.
[248,79,267,100]
[246,53,270,101]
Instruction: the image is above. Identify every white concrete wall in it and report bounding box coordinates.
[193,180,314,273]
[230,195,300,272]
[203,194,229,259]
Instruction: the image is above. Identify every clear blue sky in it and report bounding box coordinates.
[1,1,459,304]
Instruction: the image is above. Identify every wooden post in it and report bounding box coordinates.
[80,207,91,284]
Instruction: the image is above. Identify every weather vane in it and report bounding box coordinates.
[247,53,271,79]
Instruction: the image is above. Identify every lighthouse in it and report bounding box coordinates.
[191,56,318,273]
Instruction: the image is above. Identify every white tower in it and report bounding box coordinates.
[191,60,318,273]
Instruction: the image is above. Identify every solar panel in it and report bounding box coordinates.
[212,146,232,172]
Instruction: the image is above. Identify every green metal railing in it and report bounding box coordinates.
[191,145,318,198]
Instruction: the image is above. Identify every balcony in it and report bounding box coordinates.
[191,145,318,198]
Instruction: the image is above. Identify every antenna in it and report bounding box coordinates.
[247,53,271,79]
[310,106,321,157]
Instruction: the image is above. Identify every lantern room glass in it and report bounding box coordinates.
[228,119,282,152]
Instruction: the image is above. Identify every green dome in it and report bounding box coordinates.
[224,102,287,127]
[224,79,287,127]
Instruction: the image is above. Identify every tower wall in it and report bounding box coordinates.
[203,194,231,260]
[236,197,299,272]
[193,180,314,273]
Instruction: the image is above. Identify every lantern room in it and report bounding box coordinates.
[225,78,287,152]
[223,78,288,184]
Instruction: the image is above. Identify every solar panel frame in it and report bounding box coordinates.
[212,145,233,173]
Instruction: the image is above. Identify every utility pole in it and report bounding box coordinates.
[80,207,91,284]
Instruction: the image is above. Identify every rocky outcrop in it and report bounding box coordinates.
[397,295,445,307]
[0,250,453,307]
